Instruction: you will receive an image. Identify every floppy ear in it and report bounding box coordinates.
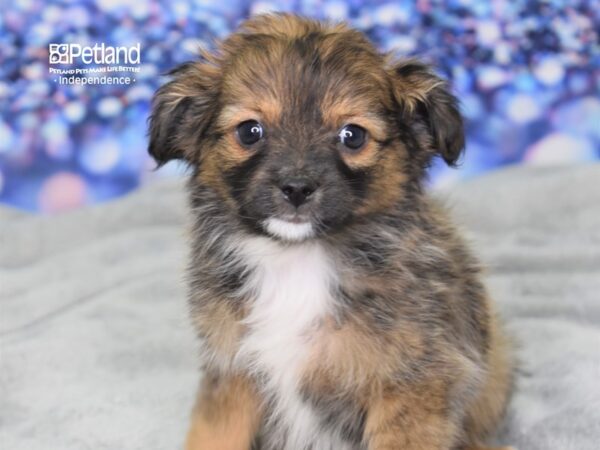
[148,61,219,166]
[391,60,464,166]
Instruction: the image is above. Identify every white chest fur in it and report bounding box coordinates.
[235,237,350,450]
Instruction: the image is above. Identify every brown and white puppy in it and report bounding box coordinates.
[148,14,513,450]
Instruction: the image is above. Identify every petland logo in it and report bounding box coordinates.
[49,43,140,65]
[48,43,141,85]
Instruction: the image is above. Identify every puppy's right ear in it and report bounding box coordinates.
[148,61,219,166]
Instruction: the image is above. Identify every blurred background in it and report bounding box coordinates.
[0,0,598,213]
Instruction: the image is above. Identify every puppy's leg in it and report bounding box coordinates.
[463,315,514,450]
[364,382,459,450]
[186,372,263,450]
[463,447,515,450]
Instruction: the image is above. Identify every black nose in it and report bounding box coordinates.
[280,179,317,208]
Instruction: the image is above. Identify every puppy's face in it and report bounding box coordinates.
[149,15,464,242]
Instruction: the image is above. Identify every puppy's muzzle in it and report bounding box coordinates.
[279,178,317,208]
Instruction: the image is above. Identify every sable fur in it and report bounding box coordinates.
[148,14,513,450]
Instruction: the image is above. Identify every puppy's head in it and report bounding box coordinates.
[148,14,464,242]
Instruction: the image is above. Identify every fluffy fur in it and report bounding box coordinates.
[263,218,315,241]
[148,13,513,450]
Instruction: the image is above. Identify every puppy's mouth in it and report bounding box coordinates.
[262,215,315,242]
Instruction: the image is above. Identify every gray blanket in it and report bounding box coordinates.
[1,164,599,450]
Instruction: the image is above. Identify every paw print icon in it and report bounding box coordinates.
[49,44,70,64]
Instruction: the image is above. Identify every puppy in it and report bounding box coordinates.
[148,14,513,450]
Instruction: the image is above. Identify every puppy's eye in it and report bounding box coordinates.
[236,120,264,146]
[338,124,367,151]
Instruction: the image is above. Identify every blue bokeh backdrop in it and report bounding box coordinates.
[0,0,598,212]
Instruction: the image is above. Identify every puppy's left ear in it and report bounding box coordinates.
[148,61,219,167]
[391,60,464,166]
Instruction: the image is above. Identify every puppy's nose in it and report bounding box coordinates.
[280,179,317,208]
